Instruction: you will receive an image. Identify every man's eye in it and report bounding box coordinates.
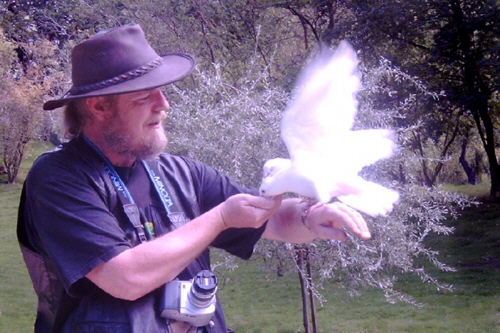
[135,95,150,104]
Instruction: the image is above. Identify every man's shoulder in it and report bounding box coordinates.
[156,153,208,173]
[27,139,98,185]
[154,153,222,189]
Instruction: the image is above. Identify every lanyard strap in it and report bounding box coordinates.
[83,137,132,204]
[142,160,187,229]
[83,136,147,242]
[83,136,187,242]
[142,161,173,214]
[84,137,136,204]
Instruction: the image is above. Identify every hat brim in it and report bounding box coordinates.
[43,53,195,110]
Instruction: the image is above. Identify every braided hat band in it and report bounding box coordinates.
[69,57,163,95]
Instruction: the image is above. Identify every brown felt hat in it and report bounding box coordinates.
[43,23,195,110]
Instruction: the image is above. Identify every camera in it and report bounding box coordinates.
[161,270,218,327]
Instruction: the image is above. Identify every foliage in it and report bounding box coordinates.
[0,29,53,183]
[353,0,500,196]
[0,0,496,321]
[166,59,289,188]
[2,0,496,189]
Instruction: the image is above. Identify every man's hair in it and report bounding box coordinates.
[64,99,90,139]
[64,96,116,139]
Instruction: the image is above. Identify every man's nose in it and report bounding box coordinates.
[152,88,170,111]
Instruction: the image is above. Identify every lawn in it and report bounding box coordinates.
[0,142,52,333]
[217,201,500,333]
[0,141,499,332]
[0,182,37,333]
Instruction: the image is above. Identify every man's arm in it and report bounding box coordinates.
[87,195,369,301]
[86,194,281,301]
[263,198,371,243]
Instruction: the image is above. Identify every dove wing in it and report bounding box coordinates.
[281,41,361,170]
[272,41,399,211]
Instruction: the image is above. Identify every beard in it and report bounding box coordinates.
[102,115,168,161]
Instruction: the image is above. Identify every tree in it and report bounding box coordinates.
[432,0,500,197]
[353,0,500,196]
[166,54,477,332]
[166,62,288,188]
[0,28,57,183]
[0,0,489,329]
[0,79,43,183]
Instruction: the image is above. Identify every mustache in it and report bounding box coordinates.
[147,116,166,125]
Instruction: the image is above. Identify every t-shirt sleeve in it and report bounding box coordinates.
[25,157,131,297]
[180,157,266,259]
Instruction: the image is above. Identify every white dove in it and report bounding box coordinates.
[259,41,399,217]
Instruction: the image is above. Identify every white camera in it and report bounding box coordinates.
[160,270,218,327]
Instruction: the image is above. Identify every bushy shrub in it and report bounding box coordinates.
[166,62,289,188]
[166,55,477,305]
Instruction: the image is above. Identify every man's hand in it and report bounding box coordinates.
[217,194,283,229]
[305,201,371,241]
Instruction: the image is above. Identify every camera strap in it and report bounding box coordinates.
[142,160,187,230]
[83,136,185,243]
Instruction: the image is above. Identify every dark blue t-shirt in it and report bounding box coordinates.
[18,135,265,333]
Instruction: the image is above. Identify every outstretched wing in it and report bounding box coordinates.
[281,41,361,168]
[271,41,399,212]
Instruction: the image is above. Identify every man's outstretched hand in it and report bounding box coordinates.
[305,201,371,241]
[218,194,283,229]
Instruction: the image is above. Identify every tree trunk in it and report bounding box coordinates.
[453,0,500,197]
[459,135,479,185]
[295,245,320,333]
[305,247,318,333]
[295,246,311,333]
[466,86,499,198]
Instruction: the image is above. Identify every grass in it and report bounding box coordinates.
[0,182,38,333]
[0,141,54,332]
[216,237,500,333]
[216,185,500,332]
[443,182,492,201]
[1,141,499,332]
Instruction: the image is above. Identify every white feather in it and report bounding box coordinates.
[259,41,399,216]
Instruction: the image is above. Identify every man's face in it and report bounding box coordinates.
[102,88,170,161]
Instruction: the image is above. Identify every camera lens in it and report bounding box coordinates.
[189,270,218,307]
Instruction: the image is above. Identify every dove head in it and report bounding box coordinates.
[259,158,292,197]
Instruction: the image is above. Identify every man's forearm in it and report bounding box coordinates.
[86,206,227,301]
[263,198,316,244]
[86,193,281,301]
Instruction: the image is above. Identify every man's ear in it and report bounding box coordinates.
[86,96,113,121]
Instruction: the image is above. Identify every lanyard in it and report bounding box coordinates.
[83,136,182,242]
[142,161,173,214]
[142,160,187,229]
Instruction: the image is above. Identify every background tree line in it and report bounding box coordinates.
[1,0,498,332]
[1,0,498,193]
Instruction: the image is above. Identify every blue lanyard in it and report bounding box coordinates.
[142,161,173,214]
[142,160,187,229]
[83,136,179,241]
[83,136,136,203]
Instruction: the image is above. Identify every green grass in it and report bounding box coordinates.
[216,245,500,333]
[0,141,53,332]
[215,188,500,333]
[0,182,38,332]
[443,181,491,200]
[1,142,499,332]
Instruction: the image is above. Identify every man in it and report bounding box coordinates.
[17,24,370,333]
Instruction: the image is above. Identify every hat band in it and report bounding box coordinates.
[70,57,163,95]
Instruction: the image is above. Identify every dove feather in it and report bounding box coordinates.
[260,41,399,216]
